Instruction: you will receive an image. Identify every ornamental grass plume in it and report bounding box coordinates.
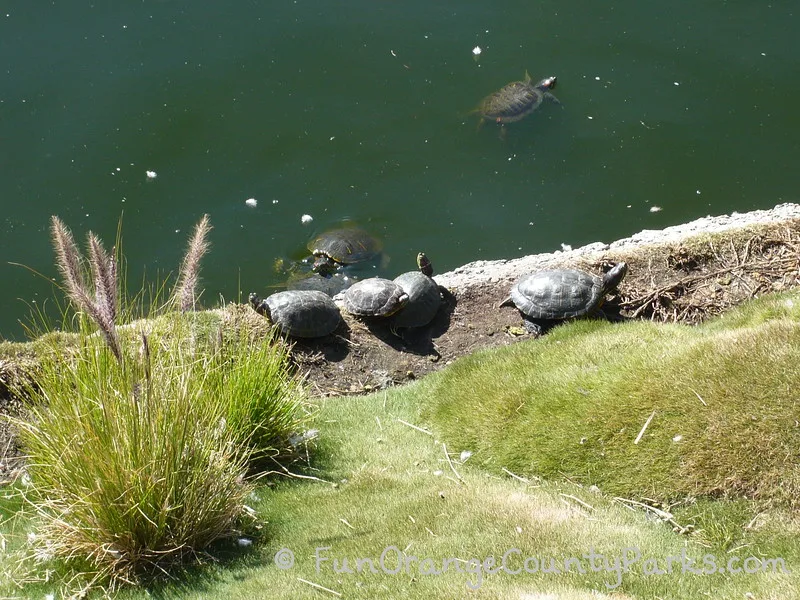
[10,214,308,593]
[49,216,122,361]
[172,214,212,312]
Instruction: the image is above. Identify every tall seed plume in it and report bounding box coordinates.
[50,216,92,310]
[173,214,212,312]
[50,216,122,362]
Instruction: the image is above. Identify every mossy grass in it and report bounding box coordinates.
[5,382,793,599]
[420,290,800,510]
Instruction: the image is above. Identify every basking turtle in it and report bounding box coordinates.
[342,277,408,317]
[500,262,628,335]
[390,253,442,330]
[308,227,382,277]
[478,73,559,124]
[249,290,341,338]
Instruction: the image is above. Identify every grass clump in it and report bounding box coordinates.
[4,216,308,590]
[420,291,800,508]
[14,327,255,581]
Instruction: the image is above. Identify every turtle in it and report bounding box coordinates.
[342,277,409,317]
[286,270,355,296]
[308,227,382,277]
[249,290,341,338]
[390,252,442,330]
[478,73,559,124]
[500,262,628,336]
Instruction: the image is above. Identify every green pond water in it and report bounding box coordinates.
[1,1,798,339]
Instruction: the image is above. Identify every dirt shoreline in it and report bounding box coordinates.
[268,202,800,398]
[2,203,800,478]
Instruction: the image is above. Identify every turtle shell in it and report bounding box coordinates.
[343,277,408,317]
[249,290,341,338]
[308,228,382,266]
[287,271,354,296]
[391,271,441,328]
[479,74,557,124]
[510,270,605,320]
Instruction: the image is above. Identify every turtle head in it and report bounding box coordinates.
[248,292,271,318]
[603,262,628,289]
[537,76,557,91]
[312,255,338,277]
[417,252,434,277]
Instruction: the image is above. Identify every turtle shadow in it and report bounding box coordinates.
[355,286,458,357]
[597,296,630,323]
[510,293,631,337]
[286,319,353,363]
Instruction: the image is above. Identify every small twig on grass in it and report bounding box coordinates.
[501,467,530,484]
[559,493,595,512]
[689,387,707,406]
[442,443,465,484]
[375,416,383,430]
[745,511,766,530]
[613,497,691,534]
[397,419,433,435]
[634,411,656,444]
[297,578,342,597]
[340,518,355,530]
[260,460,333,485]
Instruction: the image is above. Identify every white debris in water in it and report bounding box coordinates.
[472,46,482,56]
[673,81,680,86]
[696,189,701,195]
[301,214,313,224]
[145,170,157,179]
[245,198,257,207]
[561,243,573,252]
[272,199,279,204]
[650,206,663,213]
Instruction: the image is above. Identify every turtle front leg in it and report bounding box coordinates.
[521,317,544,337]
[544,92,561,105]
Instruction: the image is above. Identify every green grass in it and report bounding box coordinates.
[421,290,800,509]
[101,388,797,598]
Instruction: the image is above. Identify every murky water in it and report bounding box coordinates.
[1,1,798,339]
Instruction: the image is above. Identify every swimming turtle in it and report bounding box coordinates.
[249,290,341,338]
[308,227,382,277]
[478,73,559,124]
[342,277,409,317]
[500,262,628,335]
[390,253,442,330]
